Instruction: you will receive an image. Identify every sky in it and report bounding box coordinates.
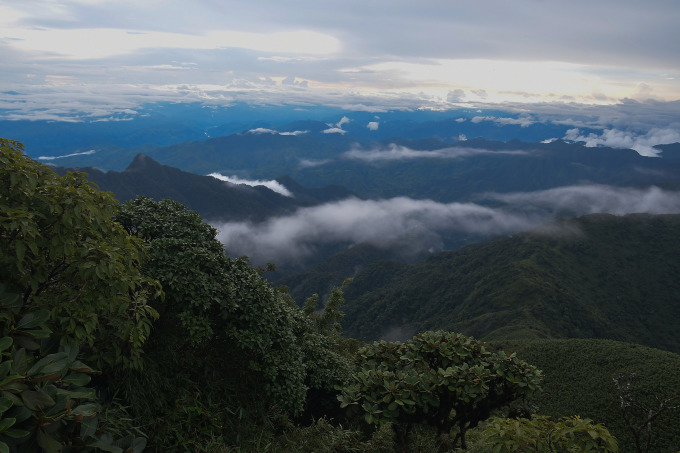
[1,0,680,121]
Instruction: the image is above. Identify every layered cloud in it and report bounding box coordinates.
[247,128,309,136]
[342,144,528,162]
[37,150,97,160]
[471,115,536,128]
[564,127,680,157]
[207,173,293,197]
[1,0,679,122]
[213,185,680,265]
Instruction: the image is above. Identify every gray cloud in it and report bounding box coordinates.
[213,185,680,266]
[1,0,678,123]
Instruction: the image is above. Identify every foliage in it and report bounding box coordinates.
[0,138,160,370]
[0,282,147,452]
[114,196,357,450]
[481,415,618,452]
[496,339,680,453]
[613,373,680,453]
[339,330,542,450]
[0,139,158,450]
[341,213,680,354]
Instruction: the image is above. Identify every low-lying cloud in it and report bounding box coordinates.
[207,173,293,197]
[213,184,680,266]
[564,127,680,157]
[481,184,680,216]
[323,116,351,134]
[38,150,97,160]
[471,115,536,128]
[342,144,528,162]
[247,128,309,136]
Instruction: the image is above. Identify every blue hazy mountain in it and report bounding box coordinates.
[6,102,595,164]
[54,154,355,222]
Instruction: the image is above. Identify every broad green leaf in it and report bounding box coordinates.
[36,427,62,453]
[10,348,26,375]
[0,417,15,433]
[27,352,68,377]
[61,373,91,387]
[0,398,11,414]
[15,310,50,330]
[0,338,12,353]
[3,428,30,439]
[0,362,11,378]
[71,402,98,417]
[20,390,55,411]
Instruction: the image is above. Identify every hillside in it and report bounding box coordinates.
[493,338,680,453]
[341,213,680,353]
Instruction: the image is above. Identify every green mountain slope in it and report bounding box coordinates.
[493,338,680,453]
[342,213,680,353]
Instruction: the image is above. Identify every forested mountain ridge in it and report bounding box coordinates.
[341,213,680,352]
[55,153,355,222]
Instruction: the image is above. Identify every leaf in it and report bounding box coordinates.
[71,402,98,417]
[0,440,8,453]
[13,336,40,351]
[0,417,15,433]
[27,352,68,377]
[61,373,91,387]
[15,310,50,330]
[129,437,147,453]
[15,241,25,262]
[68,361,95,374]
[3,428,30,439]
[0,362,11,378]
[0,398,12,414]
[36,427,63,453]
[10,348,27,375]
[21,390,55,411]
[0,338,12,353]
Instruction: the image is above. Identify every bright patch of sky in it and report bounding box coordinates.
[1,0,679,119]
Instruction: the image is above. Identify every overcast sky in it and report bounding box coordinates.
[1,0,680,119]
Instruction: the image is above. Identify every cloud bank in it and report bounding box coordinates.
[207,173,293,197]
[342,144,528,162]
[247,128,309,136]
[213,185,680,266]
[564,127,680,157]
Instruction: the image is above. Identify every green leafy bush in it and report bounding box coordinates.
[339,330,542,450]
[481,415,618,452]
[0,138,160,371]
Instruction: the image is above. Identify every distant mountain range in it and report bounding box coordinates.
[55,154,353,222]
[337,213,680,354]
[5,102,597,160]
[44,129,680,204]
